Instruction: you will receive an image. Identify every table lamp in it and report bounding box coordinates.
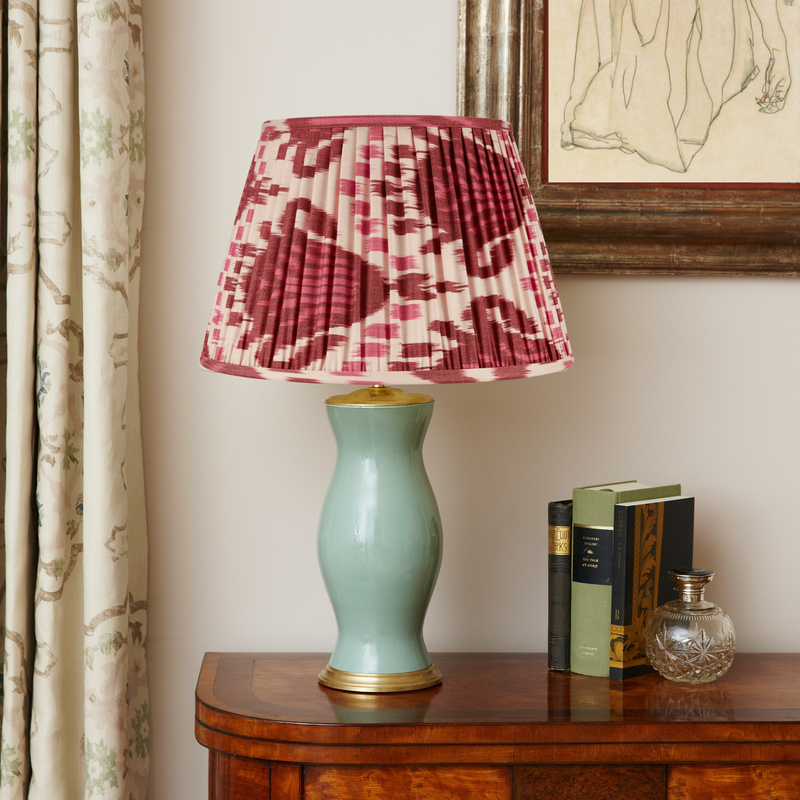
[201,115,573,692]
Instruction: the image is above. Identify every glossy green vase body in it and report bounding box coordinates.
[318,400,442,679]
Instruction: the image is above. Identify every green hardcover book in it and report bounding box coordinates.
[570,480,681,677]
[609,496,694,679]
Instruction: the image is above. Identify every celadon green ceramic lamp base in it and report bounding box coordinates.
[318,386,443,693]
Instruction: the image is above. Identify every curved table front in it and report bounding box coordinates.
[195,652,800,799]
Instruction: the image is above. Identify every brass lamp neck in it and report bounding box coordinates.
[326,385,433,407]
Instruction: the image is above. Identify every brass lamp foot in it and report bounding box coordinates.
[318,663,442,693]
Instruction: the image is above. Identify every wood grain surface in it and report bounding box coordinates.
[514,765,666,800]
[208,752,268,800]
[270,764,301,800]
[669,764,800,799]
[305,766,511,800]
[196,653,800,799]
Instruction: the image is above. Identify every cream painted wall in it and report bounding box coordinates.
[140,1,800,797]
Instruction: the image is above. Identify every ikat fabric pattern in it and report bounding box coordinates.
[202,116,573,384]
[1,1,148,798]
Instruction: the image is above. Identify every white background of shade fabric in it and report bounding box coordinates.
[140,1,800,797]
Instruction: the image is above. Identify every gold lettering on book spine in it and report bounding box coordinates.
[548,525,571,555]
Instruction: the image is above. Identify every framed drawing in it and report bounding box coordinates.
[457,0,800,275]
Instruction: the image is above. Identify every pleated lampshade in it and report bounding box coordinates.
[201,115,573,384]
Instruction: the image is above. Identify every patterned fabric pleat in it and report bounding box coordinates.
[202,115,573,384]
[1,1,149,797]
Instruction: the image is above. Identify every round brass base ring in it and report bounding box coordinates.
[318,663,442,693]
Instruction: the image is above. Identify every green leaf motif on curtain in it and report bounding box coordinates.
[0,744,23,787]
[95,0,124,23]
[63,430,80,472]
[80,109,114,168]
[130,108,145,165]
[85,739,119,796]
[37,358,52,407]
[131,701,149,759]
[98,631,125,656]
[7,109,35,165]
[104,247,124,271]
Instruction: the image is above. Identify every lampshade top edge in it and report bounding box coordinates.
[268,114,513,132]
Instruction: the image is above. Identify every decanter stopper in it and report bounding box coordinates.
[645,568,735,684]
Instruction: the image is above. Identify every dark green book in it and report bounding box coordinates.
[570,481,681,677]
[610,496,694,679]
[548,499,572,671]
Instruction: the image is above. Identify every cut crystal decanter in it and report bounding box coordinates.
[645,568,735,684]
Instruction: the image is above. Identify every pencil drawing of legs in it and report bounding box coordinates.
[560,0,791,172]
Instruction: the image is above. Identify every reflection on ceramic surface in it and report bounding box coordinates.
[318,401,442,678]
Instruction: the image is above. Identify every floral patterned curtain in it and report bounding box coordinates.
[1,1,148,798]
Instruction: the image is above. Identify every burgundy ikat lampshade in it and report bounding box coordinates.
[201,115,573,385]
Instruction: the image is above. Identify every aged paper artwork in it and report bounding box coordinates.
[548,0,799,183]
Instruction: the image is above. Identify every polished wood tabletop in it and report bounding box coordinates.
[196,653,800,800]
[196,652,800,746]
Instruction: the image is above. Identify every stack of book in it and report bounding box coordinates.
[548,481,694,679]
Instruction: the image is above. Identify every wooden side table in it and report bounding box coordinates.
[195,653,800,799]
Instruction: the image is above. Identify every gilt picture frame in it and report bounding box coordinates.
[457,0,800,275]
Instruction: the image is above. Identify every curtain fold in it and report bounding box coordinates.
[1,0,148,797]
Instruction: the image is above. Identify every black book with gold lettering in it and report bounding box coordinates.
[610,496,694,679]
[548,499,572,671]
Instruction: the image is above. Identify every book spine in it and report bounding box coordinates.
[570,483,681,678]
[570,519,615,677]
[610,498,694,679]
[548,500,572,671]
[609,503,633,679]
